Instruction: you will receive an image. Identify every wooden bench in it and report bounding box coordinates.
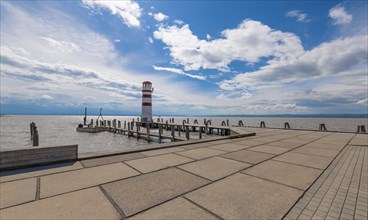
[0,145,78,171]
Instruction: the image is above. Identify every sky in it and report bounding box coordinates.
[0,0,367,115]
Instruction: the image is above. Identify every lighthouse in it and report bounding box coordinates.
[141,81,153,125]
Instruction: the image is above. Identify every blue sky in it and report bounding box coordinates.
[1,0,367,115]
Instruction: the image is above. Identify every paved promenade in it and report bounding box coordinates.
[0,128,367,219]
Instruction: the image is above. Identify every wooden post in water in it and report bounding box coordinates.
[357,125,366,133]
[171,125,175,141]
[158,124,162,143]
[127,122,131,137]
[136,123,140,139]
[238,120,244,127]
[30,122,35,140]
[222,121,226,126]
[284,122,290,129]
[113,119,116,132]
[166,120,169,130]
[146,126,150,143]
[187,118,189,124]
[319,124,327,131]
[185,126,190,140]
[260,121,266,128]
[124,121,126,129]
[33,126,39,146]
[226,119,229,126]
[178,125,181,136]
[199,127,202,139]
[118,120,121,128]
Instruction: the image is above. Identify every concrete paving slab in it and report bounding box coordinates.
[179,157,251,181]
[208,139,234,145]
[233,139,268,146]
[221,149,275,164]
[293,146,340,158]
[0,161,83,183]
[303,143,346,151]
[0,178,36,209]
[282,138,313,144]
[248,145,290,155]
[40,162,139,198]
[185,173,302,219]
[181,142,213,150]
[129,197,216,219]
[125,153,193,173]
[243,160,322,190]
[102,168,209,217]
[0,187,121,219]
[176,148,226,160]
[81,153,146,168]
[267,140,304,148]
[209,143,252,152]
[141,147,185,156]
[273,152,332,170]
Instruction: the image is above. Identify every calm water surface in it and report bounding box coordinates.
[1,115,367,153]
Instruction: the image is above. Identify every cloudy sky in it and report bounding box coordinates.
[1,0,367,115]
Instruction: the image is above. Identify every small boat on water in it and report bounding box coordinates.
[76,107,106,133]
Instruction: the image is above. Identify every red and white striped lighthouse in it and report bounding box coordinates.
[141,81,153,124]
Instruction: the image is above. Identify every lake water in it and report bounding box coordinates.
[1,115,367,153]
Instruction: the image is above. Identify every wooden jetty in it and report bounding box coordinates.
[77,119,235,143]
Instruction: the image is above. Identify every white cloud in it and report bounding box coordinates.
[216,35,367,113]
[148,37,153,43]
[153,12,168,22]
[81,0,142,28]
[41,94,53,100]
[357,98,368,105]
[286,10,310,22]
[84,96,96,100]
[173,20,184,25]
[40,37,80,53]
[152,65,206,80]
[329,4,352,25]
[114,39,121,43]
[219,35,367,90]
[154,19,304,71]
[206,34,211,40]
[1,2,221,115]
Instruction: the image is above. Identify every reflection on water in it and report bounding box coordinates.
[1,115,367,153]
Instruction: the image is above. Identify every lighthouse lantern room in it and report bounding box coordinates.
[141,81,153,124]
